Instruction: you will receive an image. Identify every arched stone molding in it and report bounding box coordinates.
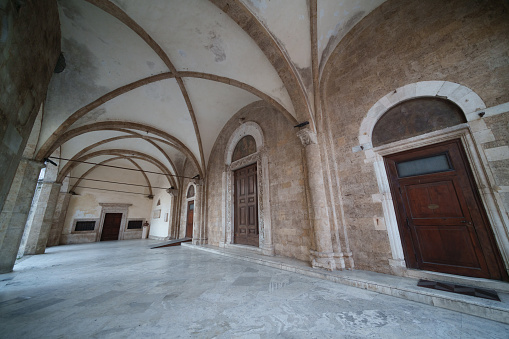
[358,81,509,275]
[359,81,486,149]
[221,121,274,256]
[57,149,175,188]
[69,133,180,180]
[36,72,295,167]
[208,0,313,126]
[37,121,203,178]
[184,181,197,240]
[225,122,264,166]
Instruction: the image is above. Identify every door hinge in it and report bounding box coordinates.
[406,217,410,228]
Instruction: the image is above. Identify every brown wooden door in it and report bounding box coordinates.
[186,201,194,238]
[234,163,259,246]
[100,213,122,241]
[385,139,506,280]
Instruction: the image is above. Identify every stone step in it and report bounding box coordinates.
[182,243,509,324]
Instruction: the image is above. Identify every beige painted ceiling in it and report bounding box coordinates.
[37,0,385,195]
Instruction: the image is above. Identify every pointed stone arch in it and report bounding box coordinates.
[39,121,203,178]
[57,149,176,188]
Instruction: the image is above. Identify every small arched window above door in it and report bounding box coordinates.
[187,185,195,199]
[232,135,257,162]
[372,97,466,147]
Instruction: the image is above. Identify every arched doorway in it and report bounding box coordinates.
[221,122,274,255]
[360,82,508,280]
[232,135,259,246]
[185,185,195,239]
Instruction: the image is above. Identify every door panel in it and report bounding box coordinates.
[405,181,464,219]
[385,139,506,280]
[234,163,259,246]
[100,213,122,241]
[416,226,480,267]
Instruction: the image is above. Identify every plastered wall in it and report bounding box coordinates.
[148,176,173,240]
[61,189,151,244]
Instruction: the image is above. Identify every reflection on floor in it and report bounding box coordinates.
[1,240,508,338]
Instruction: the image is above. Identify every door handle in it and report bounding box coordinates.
[460,221,472,225]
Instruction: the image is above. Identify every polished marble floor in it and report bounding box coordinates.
[1,240,508,338]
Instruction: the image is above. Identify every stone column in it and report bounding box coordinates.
[170,190,181,239]
[260,152,274,256]
[192,180,204,245]
[0,159,44,273]
[22,181,62,255]
[297,128,336,270]
[220,170,228,248]
[46,191,71,247]
[200,183,208,245]
[167,192,177,239]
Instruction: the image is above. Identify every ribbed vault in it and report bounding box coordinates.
[37,0,386,200]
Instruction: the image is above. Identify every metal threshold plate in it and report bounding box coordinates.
[417,279,500,301]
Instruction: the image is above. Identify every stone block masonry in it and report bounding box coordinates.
[322,0,509,274]
[206,101,312,262]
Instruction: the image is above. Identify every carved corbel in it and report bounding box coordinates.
[297,128,318,146]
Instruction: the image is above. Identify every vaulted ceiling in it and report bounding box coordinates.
[36,0,385,194]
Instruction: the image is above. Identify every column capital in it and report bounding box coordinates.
[296,128,318,146]
[21,157,46,169]
[40,181,63,187]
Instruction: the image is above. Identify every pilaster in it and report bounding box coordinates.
[297,128,336,270]
[192,180,205,245]
[0,159,44,273]
[46,192,72,247]
[22,181,62,255]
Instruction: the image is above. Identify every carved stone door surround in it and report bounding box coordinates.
[185,182,196,240]
[97,203,131,241]
[221,122,274,255]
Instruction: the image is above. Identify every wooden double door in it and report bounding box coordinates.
[385,139,506,280]
[234,163,259,247]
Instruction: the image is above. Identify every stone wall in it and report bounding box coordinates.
[482,112,509,218]
[206,101,312,262]
[321,0,509,273]
[0,0,60,212]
